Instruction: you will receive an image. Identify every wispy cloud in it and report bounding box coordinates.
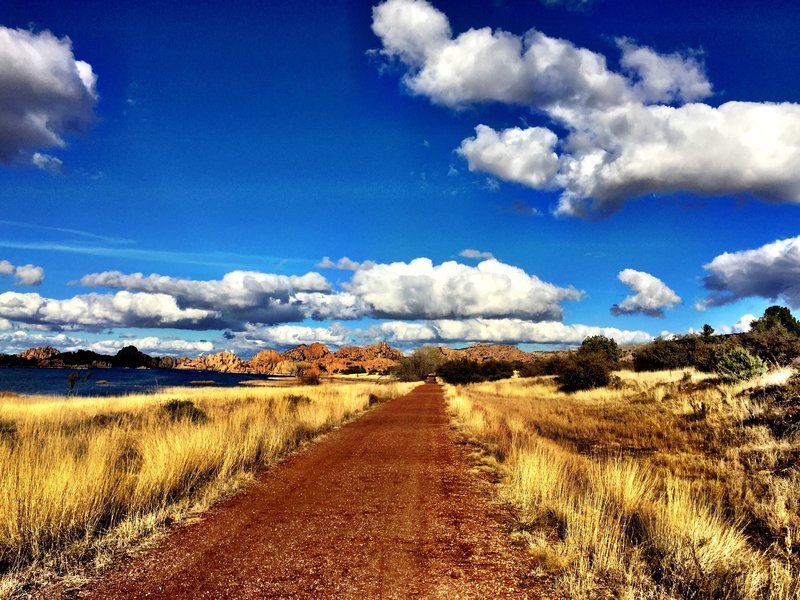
[0,240,311,271]
[0,220,133,245]
[459,248,495,260]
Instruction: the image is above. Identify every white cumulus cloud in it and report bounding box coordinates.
[226,323,351,352]
[611,269,681,317]
[0,291,218,331]
[81,269,334,326]
[346,257,583,320]
[700,235,800,308]
[717,314,757,335]
[458,125,559,189]
[317,256,376,271]
[85,336,215,356]
[371,318,652,346]
[0,260,44,285]
[372,0,800,216]
[0,26,97,163]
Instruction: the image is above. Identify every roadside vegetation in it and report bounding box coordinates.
[0,381,414,596]
[447,365,799,597]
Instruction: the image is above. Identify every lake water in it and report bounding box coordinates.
[0,367,281,397]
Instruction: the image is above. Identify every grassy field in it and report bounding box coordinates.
[447,369,800,599]
[0,380,415,596]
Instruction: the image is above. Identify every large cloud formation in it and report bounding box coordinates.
[224,324,352,352]
[372,0,800,216]
[0,258,652,350]
[346,258,582,320]
[611,269,681,317]
[80,270,336,325]
[700,235,800,309]
[0,26,97,163]
[80,260,583,327]
[372,319,651,346]
[0,291,217,330]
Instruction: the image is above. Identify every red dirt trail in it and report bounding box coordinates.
[65,383,540,599]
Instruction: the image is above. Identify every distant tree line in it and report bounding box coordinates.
[391,305,800,392]
[633,305,800,372]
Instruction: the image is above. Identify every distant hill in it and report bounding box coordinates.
[3,341,578,376]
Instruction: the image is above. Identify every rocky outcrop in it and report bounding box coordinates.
[20,346,60,361]
[283,343,330,362]
[441,343,536,364]
[177,351,247,373]
[250,349,285,373]
[318,343,404,374]
[113,345,158,369]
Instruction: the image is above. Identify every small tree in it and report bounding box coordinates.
[715,347,766,382]
[578,335,621,366]
[751,305,800,335]
[701,324,715,338]
[393,346,445,381]
[556,352,612,392]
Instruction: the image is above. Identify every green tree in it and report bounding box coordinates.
[751,305,800,335]
[392,346,445,381]
[578,335,621,366]
[701,324,715,338]
[742,327,800,366]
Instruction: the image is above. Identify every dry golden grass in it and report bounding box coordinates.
[447,369,800,599]
[0,380,415,596]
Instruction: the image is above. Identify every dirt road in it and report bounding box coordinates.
[68,383,538,599]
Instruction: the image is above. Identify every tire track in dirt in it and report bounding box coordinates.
[64,383,540,599]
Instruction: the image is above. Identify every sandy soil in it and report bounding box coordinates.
[59,383,543,599]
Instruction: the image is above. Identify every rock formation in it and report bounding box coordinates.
[249,349,284,373]
[441,343,536,364]
[177,351,247,373]
[283,343,330,362]
[19,346,60,361]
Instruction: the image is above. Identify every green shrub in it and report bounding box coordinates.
[741,327,800,366]
[437,359,485,384]
[715,347,767,382]
[556,352,613,392]
[436,359,515,384]
[162,399,208,423]
[478,359,515,381]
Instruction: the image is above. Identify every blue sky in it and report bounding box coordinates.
[1,0,799,356]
